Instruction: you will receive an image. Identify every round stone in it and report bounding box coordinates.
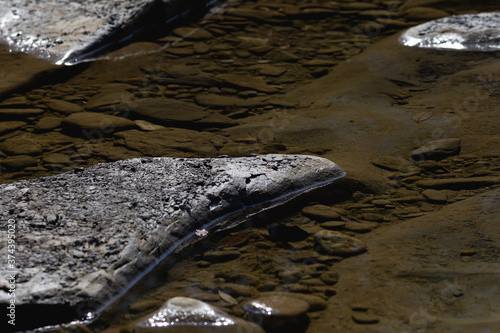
[0,138,43,156]
[243,295,309,329]
[1,155,38,170]
[302,204,341,221]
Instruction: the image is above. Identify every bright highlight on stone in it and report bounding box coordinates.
[400,12,500,51]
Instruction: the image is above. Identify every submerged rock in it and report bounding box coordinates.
[0,0,217,65]
[0,154,344,329]
[400,12,500,51]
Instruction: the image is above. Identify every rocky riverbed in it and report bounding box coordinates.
[0,0,499,332]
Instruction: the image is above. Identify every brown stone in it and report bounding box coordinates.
[1,138,43,156]
[62,112,136,135]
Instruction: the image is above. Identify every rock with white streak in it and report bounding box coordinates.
[0,154,344,330]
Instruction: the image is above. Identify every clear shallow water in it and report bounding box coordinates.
[1,0,500,332]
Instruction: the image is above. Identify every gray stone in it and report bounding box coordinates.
[0,155,344,322]
[315,230,366,256]
[0,0,217,64]
[129,297,265,332]
[410,138,461,161]
[400,12,500,51]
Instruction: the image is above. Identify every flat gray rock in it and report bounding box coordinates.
[0,0,214,65]
[400,12,500,51]
[0,155,344,329]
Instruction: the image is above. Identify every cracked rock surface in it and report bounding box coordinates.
[0,154,344,313]
[0,0,213,64]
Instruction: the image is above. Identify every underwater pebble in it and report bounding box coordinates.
[314,230,366,256]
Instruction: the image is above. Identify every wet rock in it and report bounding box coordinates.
[165,47,195,56]
[314,230,366,256]
[0,137,43,156]
[173,27,213,40]
[422,189,448,203]
[124,98,206,125]
[302,204,341,221]
[243,294,309,329]
[34,117,62,132]
[44,99,83,114]
[0,96,31,108]
[62,112,136,135]
[371,155,417,172]
[321,221,346,230]
[266,49,301,62]
[193,42,210,54]
[226,8,285,22]
[0,155,38,170]
[194,94,268,108]
[0,108,44,118]
[220,283,257,297]
[403,7,449,21]
[344,222,377,233]
[415,177,500,190]
[114,128,222,157]
[258,292,327,311]
[0,121,26,134]
[85,90,134,111]
[255,64,286,77]
[319,272,339,286]
[133,120,165,131]
[0,155,344,318]
[352,312,380,324]
[204,250,240,263]
[268,225,309,242]
[216,74,277,93]
[42,153,72,165]
[361,213,384,222]
[410,138,460,161]
[129,297,264,333]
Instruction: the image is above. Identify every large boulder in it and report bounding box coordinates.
[0,154,344,330]
[0,0,215,65]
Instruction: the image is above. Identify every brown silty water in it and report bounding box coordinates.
[1,0,500,332]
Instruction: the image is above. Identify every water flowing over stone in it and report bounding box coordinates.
[0,0,217,65]
[400,12,500,51]
[0,154,344,330]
